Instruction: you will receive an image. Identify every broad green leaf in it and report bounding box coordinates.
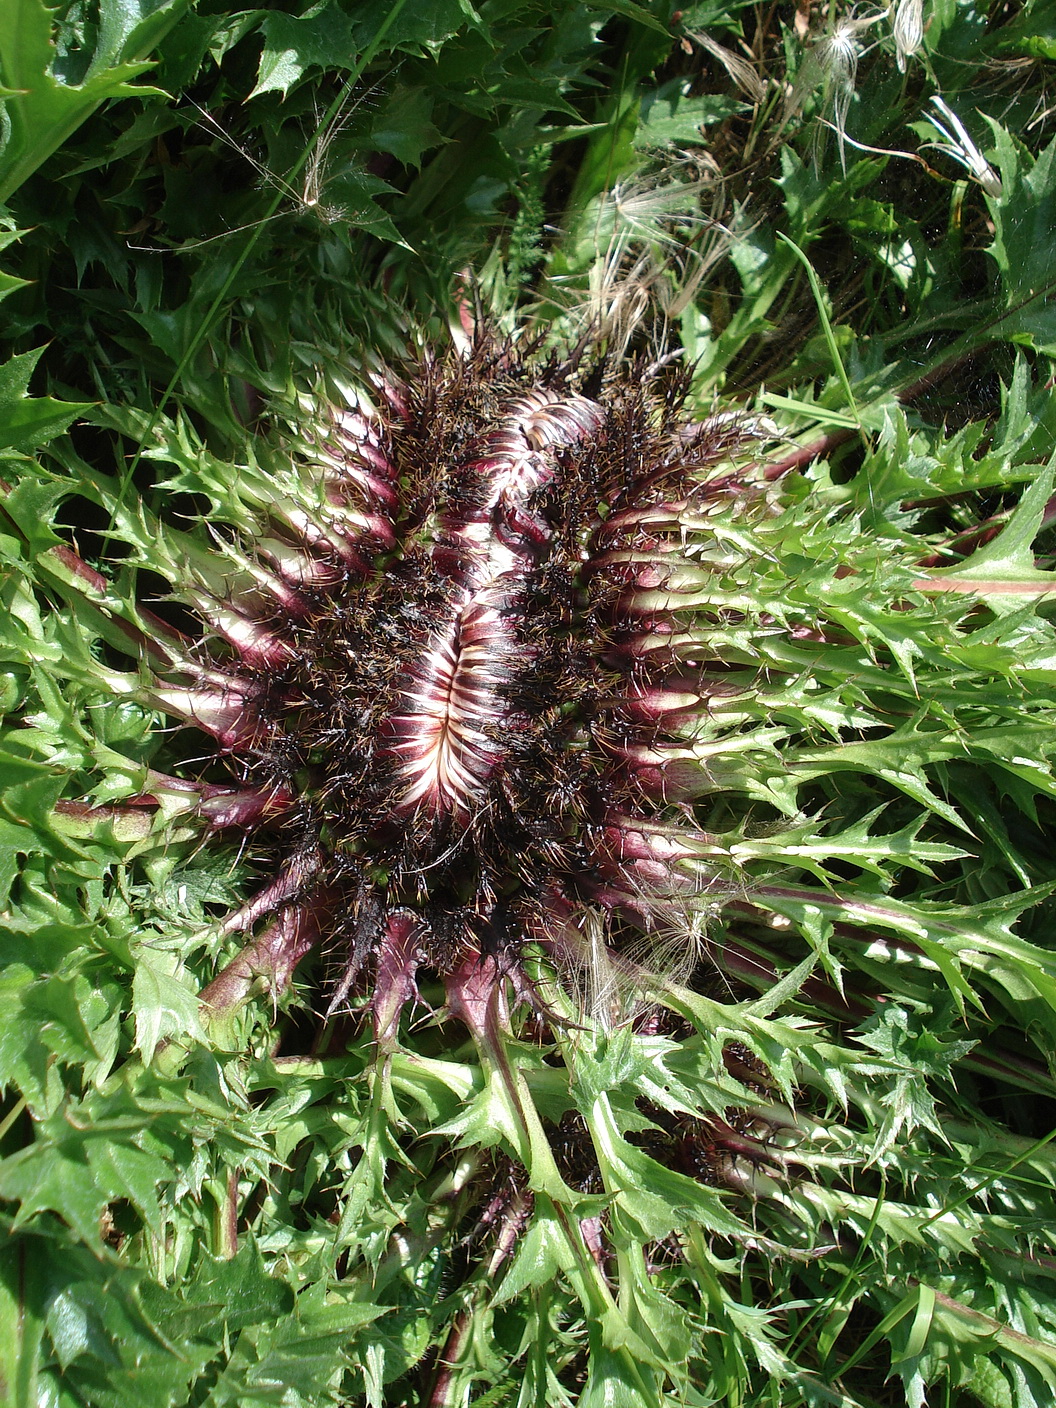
[371,87,443,169]
[132,947,207,1064]
[987,124,1056,350]
[635,80,742,147]
[0,347,92,450]
[250,3,358,99]
[0,0,190,201]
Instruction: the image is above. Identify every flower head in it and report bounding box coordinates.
[99,333,767,1048]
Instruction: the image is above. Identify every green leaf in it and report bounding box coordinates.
[586,1090,743,1242]
[351,0,480,54]
[371,87,443,169]
[583,0,671,37]
[0,348,92,450]
[635,80,743,148]
[132,947,207,1064]
[0,1233,51,1406]
[922,458,1056,602]
[492,1196,577,1303]
[326,167,410,245]
[142,1238,294,1335]
[986,123,1056,349]
[0,227,31,303]
[250,3,358,99]
[0,1139,115,1243]
[0,0,189,201]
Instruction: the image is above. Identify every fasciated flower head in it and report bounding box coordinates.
[131,330,767,1044]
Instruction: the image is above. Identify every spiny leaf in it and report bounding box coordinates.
[921,458,1056,603]
[0,0,187,202]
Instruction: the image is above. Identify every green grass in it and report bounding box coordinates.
[2,1,1056,1404]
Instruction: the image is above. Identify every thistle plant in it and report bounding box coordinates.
[64,333,781,1050]
[3,2,1056,1407]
